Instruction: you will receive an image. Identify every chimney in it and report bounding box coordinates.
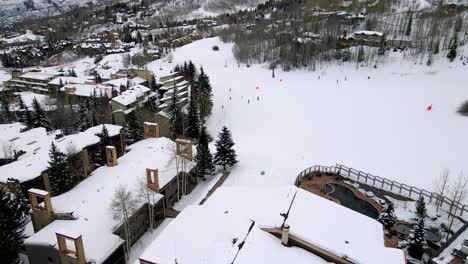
[28,188,54,232]
[146,168,160,192]
[144,122,160,138]
[106,146,117,167]
[176,139,193,161]
[56,232,86,264]
[281,223,290,246]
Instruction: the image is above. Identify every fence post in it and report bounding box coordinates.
[409,186,413,197]
[381,178,385,188]
[348,168,351,177]
[357,171,361,181]
[373,176,376,186]
[399,184,402,194]
[429,192,433,203]
[390,181,394,191]
[364,174,368,183]
[419,189,423,198]
[461,205,466,217]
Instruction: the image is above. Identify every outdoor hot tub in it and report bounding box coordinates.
[394,222,441,242]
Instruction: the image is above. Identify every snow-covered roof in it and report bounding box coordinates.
[138,187,405,264]
[25,137,192,263]
[353,31,384,37]
[112,85,151,106]
[48,76,94,86]
[102,77,147,88]
[20,72,58,81]
[0,124,122,183]
[61,84,114,98]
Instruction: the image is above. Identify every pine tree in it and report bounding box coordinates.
[197,67,213,122]
[185,94,200,139]
[74,99,92,132]
[166,88,184,137]
[447,35,458,62]
[405,11,413,36]
[23,106,33,129]
[48,142,74,195]
[194,127,215,180]
[408,217,426,259]
[18,96,26,110]
[416,196,427,219]
[378,202,396,229]
[1,95,14,123]
[214,126,238,170]
[187,61,196,84]
[357,46,365,63]
[125,110,144,145]
[95,125,112,165]
[0,188,29,264]
[31,97,51,131]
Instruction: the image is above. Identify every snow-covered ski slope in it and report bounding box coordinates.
[149,37,468,189]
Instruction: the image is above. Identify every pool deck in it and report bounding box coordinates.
[298,174,384,214]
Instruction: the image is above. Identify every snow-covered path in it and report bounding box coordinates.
[148,37,468,190]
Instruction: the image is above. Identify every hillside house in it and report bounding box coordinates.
[60,84,116,102]
[0,124,123,196]
[338,31,385,48]
[48,76,96,93]
[24,125,197,264]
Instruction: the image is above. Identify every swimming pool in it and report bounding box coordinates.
[323,183,379,219]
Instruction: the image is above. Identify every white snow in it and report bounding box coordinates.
[0,30,44,44]
[112,85,151,106]
[25,137,193,263]
[146,37,468,190]
[61,84,114,98]
[0,124,122,184]
[138,186,404,264]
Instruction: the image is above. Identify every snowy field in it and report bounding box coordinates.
[148,37,468,190]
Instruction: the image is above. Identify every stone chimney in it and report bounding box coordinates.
[281,223,290,246]
[56,232,86,264]
[28,188,54,232]
[146,168,160,192]
[144,122,160,138]
[176,139,193,161]
[106,146,117,167]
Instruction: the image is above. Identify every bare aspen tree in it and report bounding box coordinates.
[136,177,158,232]
[433,169,450,212]
[110,185,139,258]
[446,172,468,239]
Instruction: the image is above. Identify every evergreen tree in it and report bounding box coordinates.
[95,125,112,165]
[18,96,26,110]
[416,196,427,219]
[447,35,458,62]
[185,94,200,139]
[23,106,33,129]
[214,126,238,170]
[194,127,215,180]
[408,217,426,259]
[0,188,29,264]
[1,95,14,123]
[378,202,396,229]
[166,88,184,137]
[125,110,144,145]
[187,61,196,84]
[31,97,51,131]
[74,99,92,131]
[197,67,214,121]
[357,46,365,63]
[405,11,413,36]
[48,142,74,195]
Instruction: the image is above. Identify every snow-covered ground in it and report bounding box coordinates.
[0,30,44,44]
[148,37,468,190]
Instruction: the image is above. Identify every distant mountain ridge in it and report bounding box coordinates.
[0,0,113,23]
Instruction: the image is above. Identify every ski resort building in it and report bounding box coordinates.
[24,123,197,264]
[139,187,406,264]
[4,71,62,94]
[0,124,124,195]
[111,84,158,125]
